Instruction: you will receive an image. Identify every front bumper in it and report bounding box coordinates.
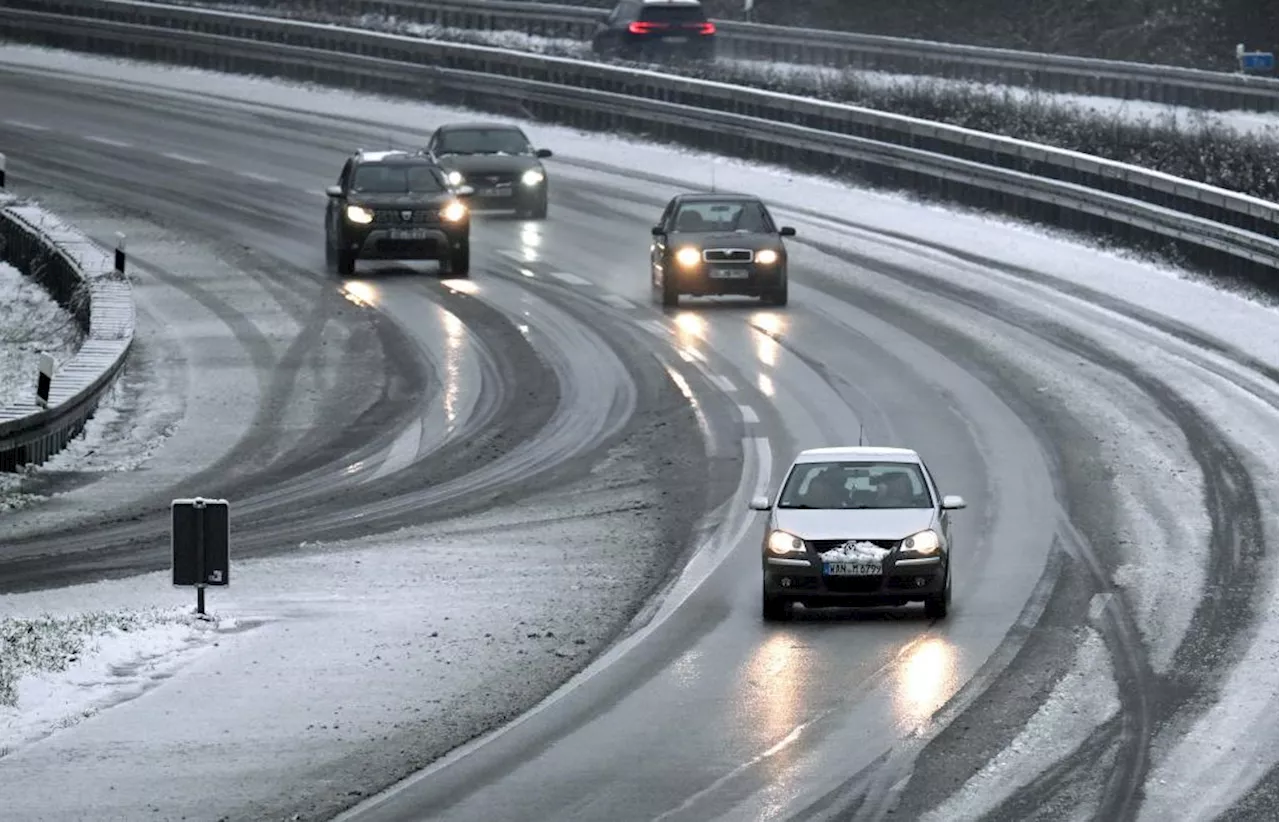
[343,226,465,261]
[763,554,946,607]
[669,262,784,295]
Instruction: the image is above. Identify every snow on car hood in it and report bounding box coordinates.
[772,508,935,541]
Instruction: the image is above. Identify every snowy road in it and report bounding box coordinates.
[0,46,1275,822]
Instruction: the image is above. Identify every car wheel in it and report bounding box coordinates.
[762,585,792,622]
[661,269,679,307]
[324,236,336,271]
[336,249,355,278]
[763,273,788,306]
[528,196,548,220]
[446,241,470,277]
[924,571,951,620]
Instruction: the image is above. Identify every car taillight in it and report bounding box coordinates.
[698,22,715,34]
[628,21,662,34]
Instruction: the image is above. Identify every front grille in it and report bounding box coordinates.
[473,173,516,186]
[373,209,439,224]
[702,248,752,263]
[809,539,900,553]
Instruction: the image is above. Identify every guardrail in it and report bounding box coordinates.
[0,172,135,473]
[185,0,1280,112]
[0,0,1274,284]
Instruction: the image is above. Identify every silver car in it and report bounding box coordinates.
[749,446,967,622]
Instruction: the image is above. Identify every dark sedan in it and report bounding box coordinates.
[650,193,794,307]
[424,122,552,219]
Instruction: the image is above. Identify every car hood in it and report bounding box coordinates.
[348,193,455,208]
[772,508,935,540]
[669,231,778,250]
[435,154,542,174]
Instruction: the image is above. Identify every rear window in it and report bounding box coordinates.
[639,3,706,23]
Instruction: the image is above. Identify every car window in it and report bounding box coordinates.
[351,164,445,194]
[639,3,706,23]
[671,200,773,233]
[777,461,934,509]
[435,128,533,156]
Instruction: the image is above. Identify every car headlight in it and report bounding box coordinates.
[345,205,374,225]
[446,170,464,186]
[521,169,545,186]
[755,248,779,265]
[901,529,941,555]
[441,201,468,223]
[766,530,806,556]
[675,247,701,268]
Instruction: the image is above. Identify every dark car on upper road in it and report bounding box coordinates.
[591,0,716,61]
[325,150,474,277]
[750,446,968,622]
[650,192,794,307]
[423,122,552,219]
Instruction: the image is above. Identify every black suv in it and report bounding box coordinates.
[324,150,473,277]
[591,0,716,61]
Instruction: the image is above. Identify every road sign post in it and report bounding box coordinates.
[171,497,230,617]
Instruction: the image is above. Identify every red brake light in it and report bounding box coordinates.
[699,21,715,34]
[628,21,662,34]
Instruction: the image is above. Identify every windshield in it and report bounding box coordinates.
[435,128,533,156]
[672,200,773,233]
[351,164,445,194]
[777,461,934,509]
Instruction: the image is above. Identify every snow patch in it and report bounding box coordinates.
[0,261,82,408]
[819,540,890,561]
[919,629,1120,822]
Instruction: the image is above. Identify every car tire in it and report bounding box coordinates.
[529,196,548,220]
[336,248,355,278]
[324,236,336,271]
[661,270,679,307]
[924,571,951,620]
[763,274,788,306]
[446,241,470,277]
[762,586,792,622]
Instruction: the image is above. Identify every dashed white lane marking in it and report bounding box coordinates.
[4,120,49,131]
[162,152,209,166]
[599,293,633,309]
[235,170,281,184]
[707,374,736,392]
[83,135,133,148]
[738,404,760,423]
[549,271,591,286]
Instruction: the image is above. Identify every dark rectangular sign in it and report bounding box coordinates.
[171,498,230,587]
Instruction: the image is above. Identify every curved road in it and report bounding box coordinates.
[0,56,1273,822]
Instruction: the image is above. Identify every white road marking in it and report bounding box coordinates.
[162,152,209,166]
[83,135,133,148]
[599,293,633,309]
[496,249,527,263]
[707,374,736,392]
[333,434,773,820]
[549,271,591,286]
[369,419,423,482]
[738,404,760,424]
[4,120,49,131]
[644,319,669,335]
[235,169,281,184]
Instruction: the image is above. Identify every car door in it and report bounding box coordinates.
[921,461,952,544]
[328,159,353,241]
[651,199,676,286]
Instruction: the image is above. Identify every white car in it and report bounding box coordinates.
[749,446,966,622]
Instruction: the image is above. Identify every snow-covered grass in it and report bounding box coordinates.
[167,0,1279,199]
[0,261,83,409]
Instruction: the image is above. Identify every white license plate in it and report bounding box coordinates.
[708,268,749,279]
[824,562,882,577]
[481,188,513,197]
[388,228,431,240]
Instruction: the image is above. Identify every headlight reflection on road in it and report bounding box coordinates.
[740,633,808,771]
[520,223,541,261]
[757,373,775,397]
[440,278,479,295]
[893,637,959,725]
[674,312,706,345]
[341,280,380,308]
[441,308,465,427]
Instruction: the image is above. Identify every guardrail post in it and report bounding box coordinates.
[0,152,6,189]
[35,353,54,409]
[114,232,126,276]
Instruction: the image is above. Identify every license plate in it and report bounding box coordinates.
[824,562,882,577]
[665,36,688,43]
[481,188,512,198]
[388,228,430,240]
[708,267,749,279]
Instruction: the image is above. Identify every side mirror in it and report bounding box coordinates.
[942,495,967,510]
[325,185,343,198]
[455,184,476,198]
[748,495,771,511]
[651,225,665,236]
[535,148,553,158]
[779,226,796,237]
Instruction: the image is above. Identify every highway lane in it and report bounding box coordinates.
[2,57,1273,822]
